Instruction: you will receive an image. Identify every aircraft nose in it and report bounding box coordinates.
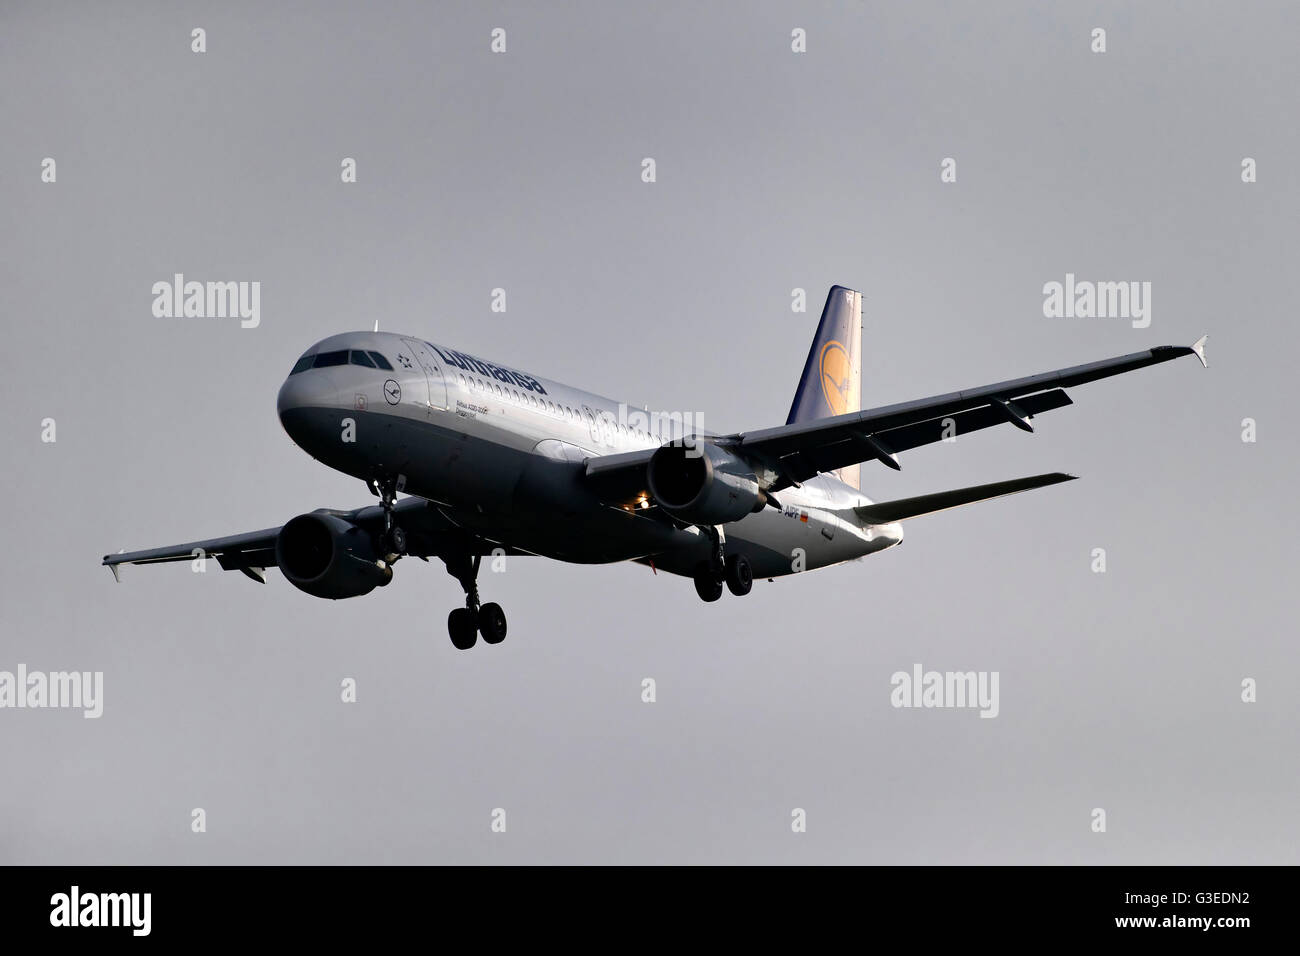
[277,373,336,437]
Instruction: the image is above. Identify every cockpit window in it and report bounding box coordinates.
[290,354,315,375]
[350,350,376,368]
[367,351,394,370]
[313,350,349,368]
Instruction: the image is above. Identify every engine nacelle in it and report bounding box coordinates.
[646,442,763,525]
[275,513,393,600]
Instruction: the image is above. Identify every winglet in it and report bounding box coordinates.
[106,550,124,583]
[1190,334,1208,368]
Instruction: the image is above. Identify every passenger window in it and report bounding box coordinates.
[367,351,394,371]
[350,350,376,368]
[313,350,348,368]
[290,354,315,375]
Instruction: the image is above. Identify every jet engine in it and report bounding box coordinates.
[275,513,393,599]
[646,442,764,525]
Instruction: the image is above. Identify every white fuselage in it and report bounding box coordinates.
[276,332,903,579]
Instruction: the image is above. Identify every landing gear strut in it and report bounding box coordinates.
[371,476,406,556]
[443,550,507,650]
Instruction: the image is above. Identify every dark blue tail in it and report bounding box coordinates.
[786,285,863,488]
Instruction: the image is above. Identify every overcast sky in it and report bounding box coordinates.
[2,0,1297,864]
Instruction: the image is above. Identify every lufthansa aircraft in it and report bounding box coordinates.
[104,287,1206,649]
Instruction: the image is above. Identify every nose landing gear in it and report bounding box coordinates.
[370,476,407,557]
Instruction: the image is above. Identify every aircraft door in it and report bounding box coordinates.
[400,338,449,412]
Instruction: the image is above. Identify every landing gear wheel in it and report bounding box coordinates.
[448,608,478,650]
[478,602,507,644]
[693,564,724,602]
[383,525,406,555]
[725,553,753,596]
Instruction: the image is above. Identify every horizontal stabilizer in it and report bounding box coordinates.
[854,472,1076,524]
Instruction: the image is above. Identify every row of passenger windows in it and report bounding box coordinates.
[290,349,395,375]
[456,373,659,445]
[459,373,578,421]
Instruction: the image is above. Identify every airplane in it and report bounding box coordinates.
[103,286,1207,650]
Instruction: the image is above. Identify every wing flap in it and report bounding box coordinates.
[217,548,277,571]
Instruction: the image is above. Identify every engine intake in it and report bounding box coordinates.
[276,513,393,599]
[646,442,762,525]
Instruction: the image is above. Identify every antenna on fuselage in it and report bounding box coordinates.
[373,319,380,332]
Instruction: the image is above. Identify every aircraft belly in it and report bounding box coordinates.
[286,405,900,573]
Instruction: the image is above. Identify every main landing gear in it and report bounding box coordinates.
[444,552,507,650]
[692,526,753,602]
[368,478,507,650]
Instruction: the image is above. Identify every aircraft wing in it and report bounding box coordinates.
[104,526,281,577]
[102,496,524,582]
[719,337,1207,490]
[583,337,1206,500]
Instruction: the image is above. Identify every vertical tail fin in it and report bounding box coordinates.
[786,285,863,489]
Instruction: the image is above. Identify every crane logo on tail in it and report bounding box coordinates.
[819,340,852,416]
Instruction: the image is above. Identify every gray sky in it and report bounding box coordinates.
[1,0,1296,864]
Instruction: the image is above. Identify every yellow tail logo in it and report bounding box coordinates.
[819,340,852,416]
